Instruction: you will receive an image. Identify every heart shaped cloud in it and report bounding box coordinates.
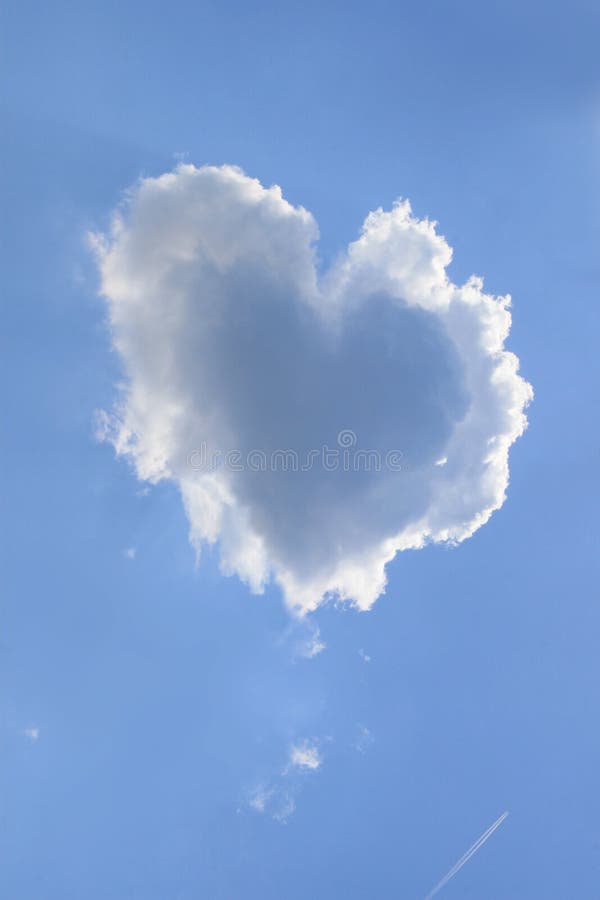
[93,164,532,615]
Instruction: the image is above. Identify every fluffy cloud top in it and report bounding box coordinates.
[93,164,532,615]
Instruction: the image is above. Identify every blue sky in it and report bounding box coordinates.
[2,1,600,897]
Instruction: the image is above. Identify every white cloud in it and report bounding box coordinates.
[247,784,274,814]
[296,624,326,659]
[358,648,371,663]
[23,727,40,742]
[246,737,323,823]
[93,164,532,615]
[123,547,136,560]
[288,739,322,771]
[247,784,296,824]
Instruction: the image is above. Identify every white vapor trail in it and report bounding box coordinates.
[423,811,509,900]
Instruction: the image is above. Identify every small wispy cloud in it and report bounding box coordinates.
[288,739,322,771]
[247,784,274,814]
[355,724,374,754]
[23,726,40,742]
[271,794,296,824]
[358,648,371,663]
[246,783,297,824]
[246,737,324,823]
[296,625,326,659]
[123,547,136,560]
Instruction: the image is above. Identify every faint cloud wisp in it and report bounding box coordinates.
[246,738,324,824]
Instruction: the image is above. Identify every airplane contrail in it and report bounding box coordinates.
[423,810,509,900]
